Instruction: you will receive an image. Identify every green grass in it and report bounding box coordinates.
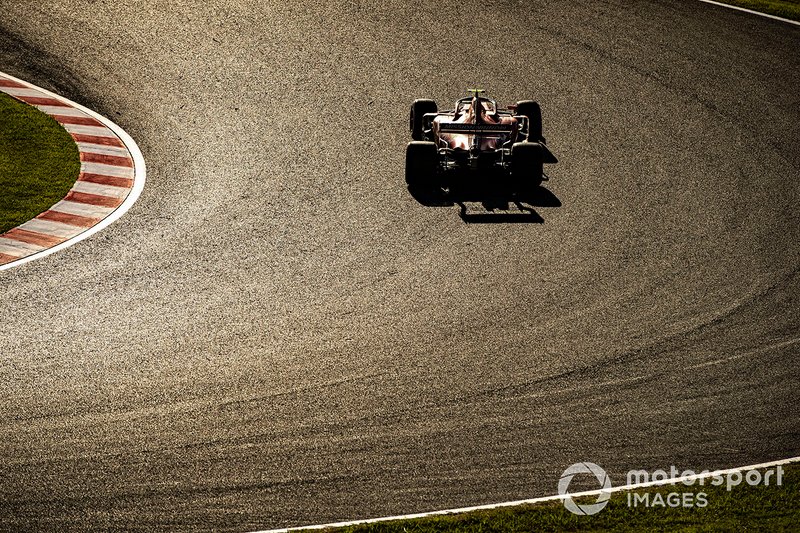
[711,0,800,20]
[307,465,799,532]
[0,91,80,234]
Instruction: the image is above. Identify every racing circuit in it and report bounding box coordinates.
[0,0,798,530]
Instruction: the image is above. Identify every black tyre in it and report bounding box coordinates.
[405,141,438,189]
[515,100,542,141]
[409,99,438,141]
[511,142,544,190]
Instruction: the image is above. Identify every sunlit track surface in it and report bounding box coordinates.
[0,0,798,530]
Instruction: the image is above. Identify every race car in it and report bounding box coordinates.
[406,90,556,192]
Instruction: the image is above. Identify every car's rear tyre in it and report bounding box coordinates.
[515,100,542,141]
[410,99,438,141]
[406,141,441,202]
[511,142,544,191]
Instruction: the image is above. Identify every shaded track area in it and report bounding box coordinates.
[0,1,798,530]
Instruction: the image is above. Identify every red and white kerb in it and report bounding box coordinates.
[0,73,138,267]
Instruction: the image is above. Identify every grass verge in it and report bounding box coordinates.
[306,465,798,532]
[0,91,80,234]
[709,0,800,21]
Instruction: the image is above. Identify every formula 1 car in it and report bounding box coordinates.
[406,90,556,193]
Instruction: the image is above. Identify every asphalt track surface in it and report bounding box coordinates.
[0,0,798,530]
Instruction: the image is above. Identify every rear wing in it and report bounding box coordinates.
[438,122,515,134]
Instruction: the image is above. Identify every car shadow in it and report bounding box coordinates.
[408,175,561,224]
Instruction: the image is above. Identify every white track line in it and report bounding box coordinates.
[255,456,800,532]
[696,0,800,26]
[0,71,146,271]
